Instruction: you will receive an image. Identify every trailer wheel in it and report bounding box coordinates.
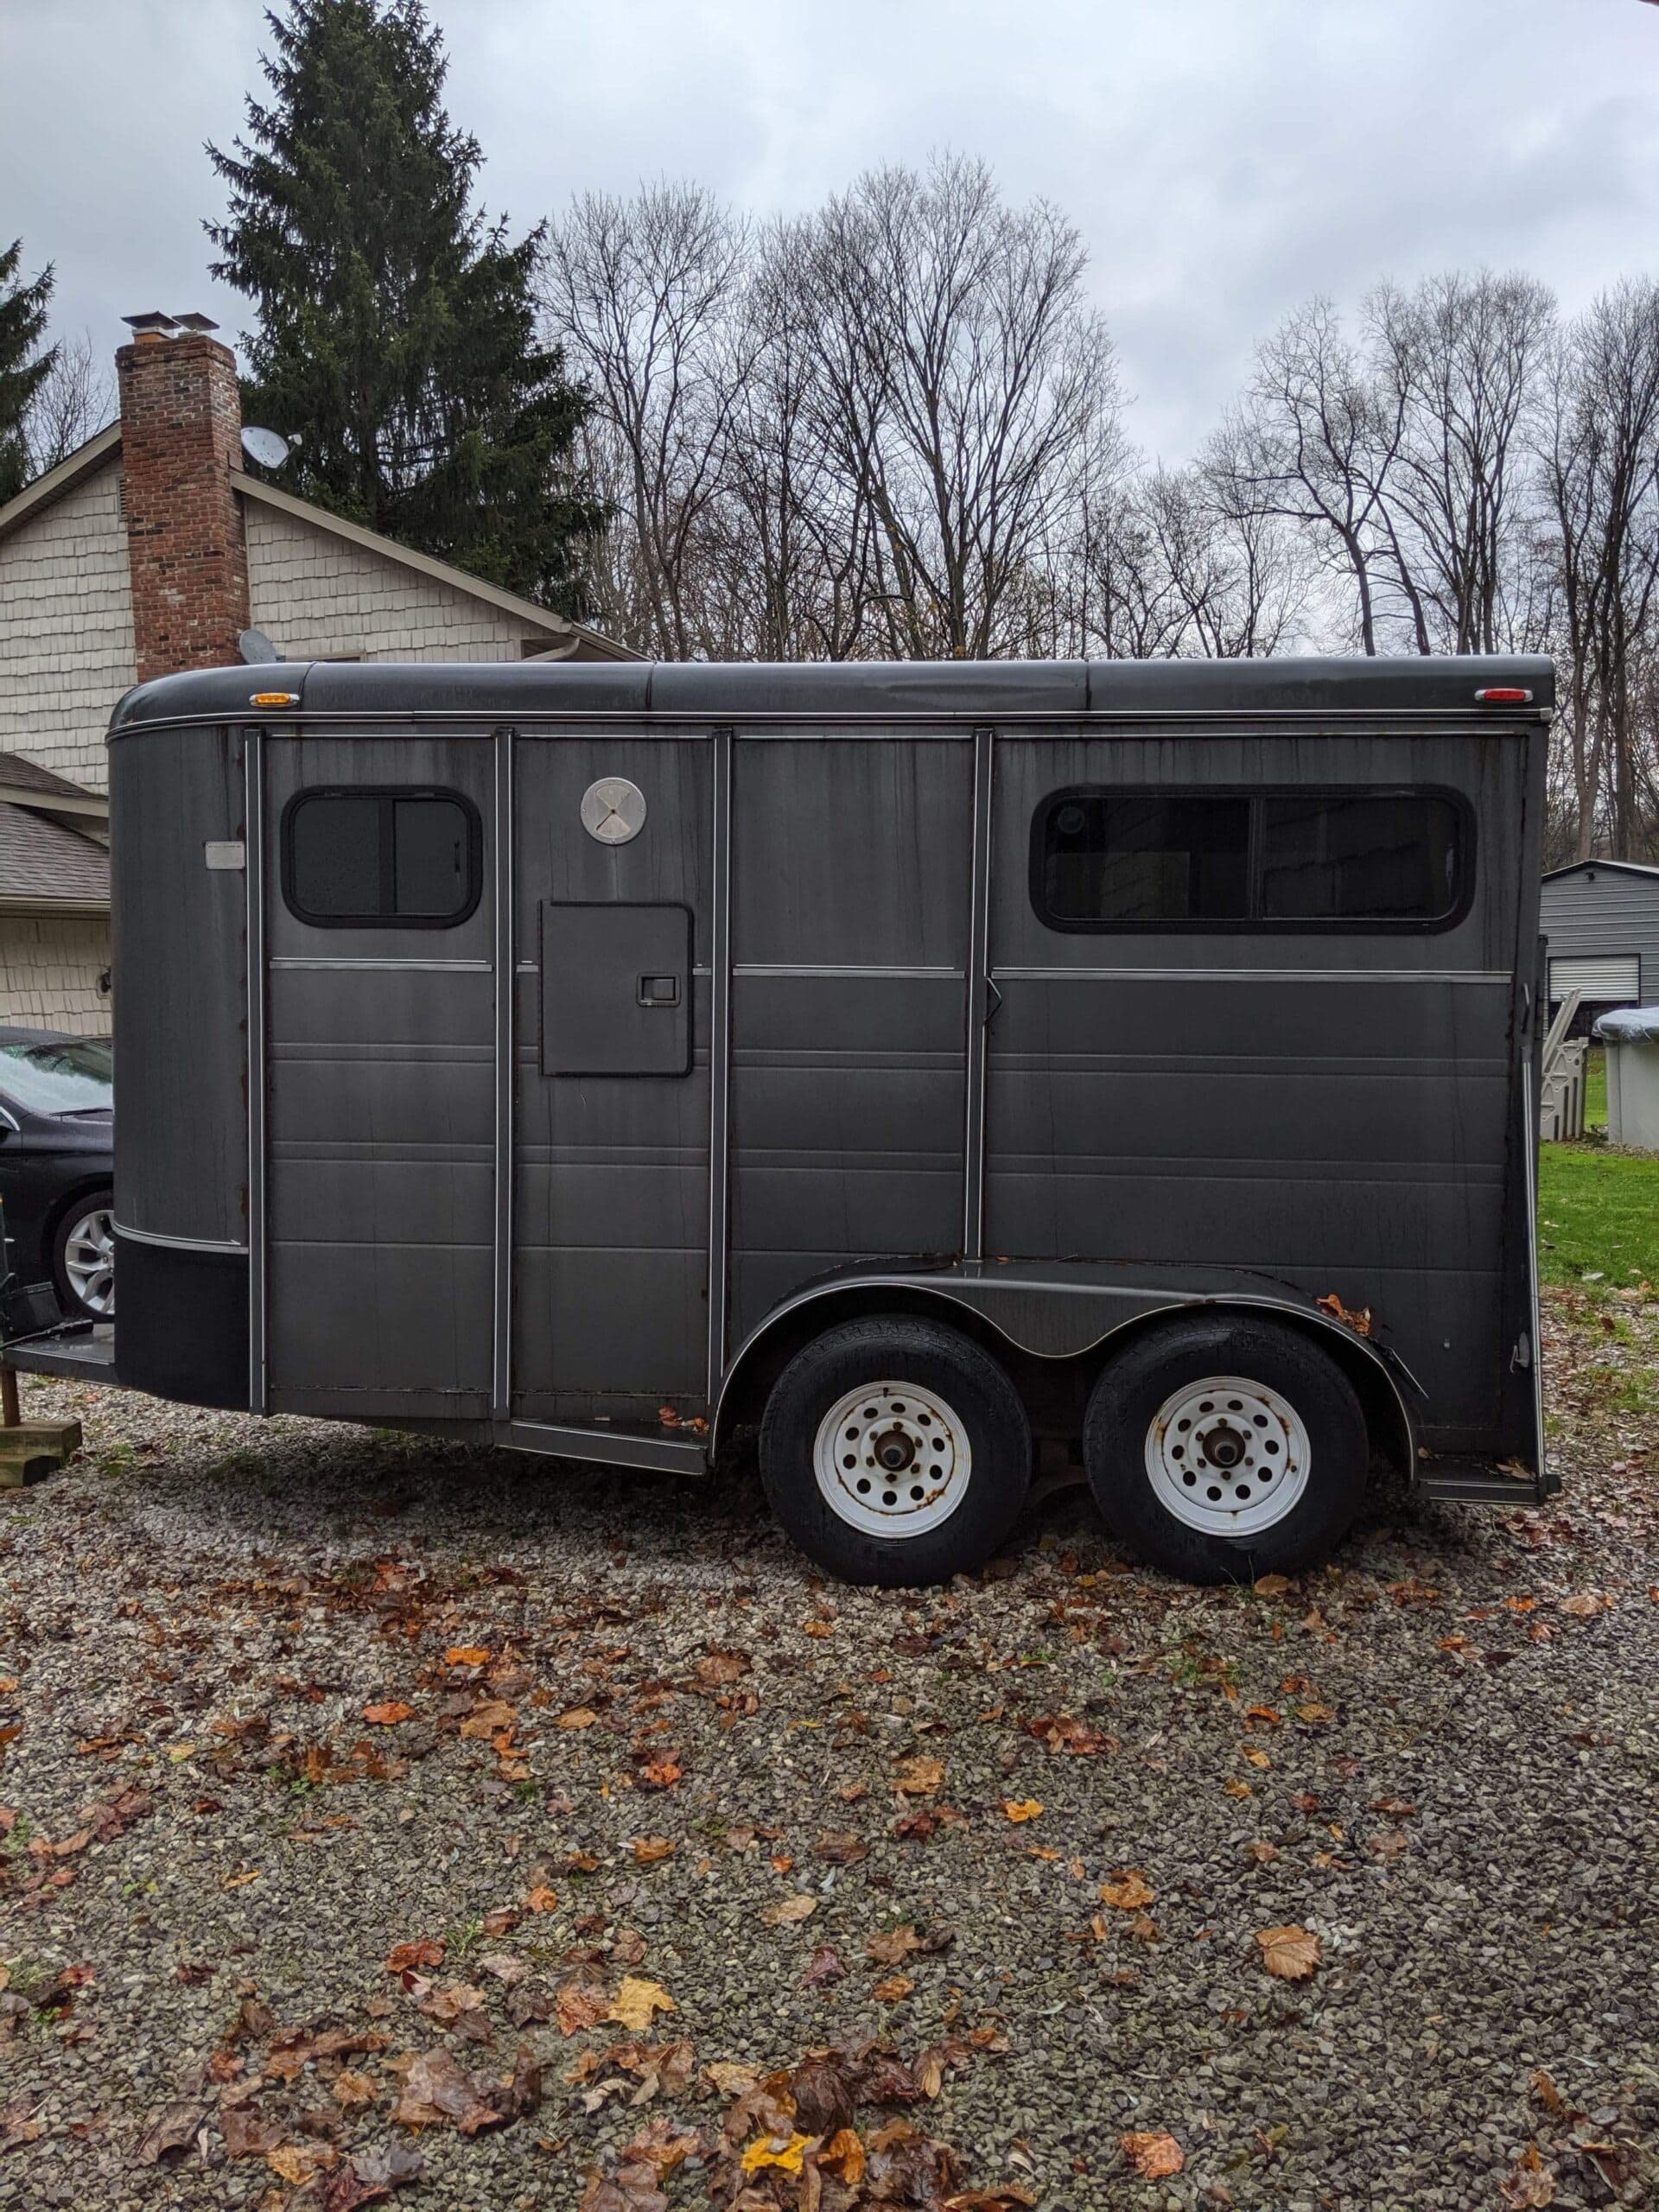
[760,1315,1032,1587]
[1083,1315,1368,1584]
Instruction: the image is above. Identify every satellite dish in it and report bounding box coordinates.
[240,425,290,469]
[238,628,279,665]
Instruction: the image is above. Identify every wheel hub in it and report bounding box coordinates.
[813,1382,972,1538]
[63,1205,116,1319]
[1145,1375,1309,1536]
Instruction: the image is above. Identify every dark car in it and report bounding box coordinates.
[0,1027,114,1321]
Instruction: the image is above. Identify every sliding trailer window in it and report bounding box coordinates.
[1032,786,1469,931]
[282,787,482,928]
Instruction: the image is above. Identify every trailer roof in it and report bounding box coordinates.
[110,652,1555,734]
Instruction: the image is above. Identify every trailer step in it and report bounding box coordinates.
[1417,1461,1548,1507]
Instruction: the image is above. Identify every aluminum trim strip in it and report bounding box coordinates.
[734,963,964,980]
[502,1419,709,1475]
[269,957,491,972]
[992,967,1512,985]
[245,725,268,1413]
[114,1221,251,1255]
[706,728,734,1404]
[963,725,994,1260]
[492,727,515,1420]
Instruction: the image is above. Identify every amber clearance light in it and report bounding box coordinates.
[249,691,300,708]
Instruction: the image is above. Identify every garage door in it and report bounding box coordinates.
[1549,955,1640,1002]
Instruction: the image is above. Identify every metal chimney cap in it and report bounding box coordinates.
[122,311,177,336]
[171,312,219,334]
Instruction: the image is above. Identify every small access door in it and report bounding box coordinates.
[511,734,713,1424]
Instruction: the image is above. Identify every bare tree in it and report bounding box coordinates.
[1366,270,1555,654]
[24,330,114,476]
[1537,282,1659,857]
[1213,298,1408,653]
[542,182,750,658]
[795,154,1125,659]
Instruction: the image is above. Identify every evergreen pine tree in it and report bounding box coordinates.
[0,241,57,504]
[207,0,604,607]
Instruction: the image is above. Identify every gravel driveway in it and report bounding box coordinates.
[2,1287,1656,2212]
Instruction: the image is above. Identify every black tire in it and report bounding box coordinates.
[759,1314,1033,1587]
[1083,1314,1368,1584]
[52,1185,116,1321]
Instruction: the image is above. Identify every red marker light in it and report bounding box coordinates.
[1473,686,1533,705]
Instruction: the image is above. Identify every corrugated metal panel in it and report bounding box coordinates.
[1540,867,1659,1001]
[1548,955,1639,1001]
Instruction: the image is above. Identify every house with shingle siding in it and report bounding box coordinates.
[0,322,632,1031]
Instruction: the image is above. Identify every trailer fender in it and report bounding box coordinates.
[711,1268,1419,1475]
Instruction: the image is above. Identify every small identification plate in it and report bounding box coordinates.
[204,841,245,871]
[580,777,647,846]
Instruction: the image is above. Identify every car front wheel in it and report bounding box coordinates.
[53,1189,115,1319]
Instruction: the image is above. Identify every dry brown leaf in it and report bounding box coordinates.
[386,1939,445,1974]
[741,2131,811,2175]
[893,1756,944,1796]
[761,1894,818,1926]
[607,1977,675,2032]
[445,1647,490,1667]
[1500,2145,1555,2209]
[815,1831,868,1866]
[705,2060,760,2096]
[873,1973,914,2002]
[821,2126,867,2183]
[1559,1592,1607,1618]
[1099,1871,1154,1910]
[632,1837,677,1865]
[1001,1799,1043,1823]
[332,2070,378,2109]
[866,1925,923,1966]
[526,1883,559,1915]
[362,1702,413,1726]
[267,2143,337,2184]
[557,1708,600,1730]
[556,1980,609,2037]
[1255,1924,1321,1980]
[1120,2130,1184,2178]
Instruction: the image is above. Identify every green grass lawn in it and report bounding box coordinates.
[1538,1138,1659,1288]
[1585,1044,1607,1130]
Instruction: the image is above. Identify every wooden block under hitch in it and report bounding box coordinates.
[0,1418,83,1488]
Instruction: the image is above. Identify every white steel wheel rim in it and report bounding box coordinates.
[1145,1373,1308,1536]
[64,1205,116,1317]
[814,1379,973,1539]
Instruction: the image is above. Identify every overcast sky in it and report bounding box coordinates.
[6,0,1659,461]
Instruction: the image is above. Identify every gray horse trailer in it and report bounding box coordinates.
[86,654,1553,1586]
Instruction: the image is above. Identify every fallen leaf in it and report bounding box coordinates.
[332,2070,378,2110]
[632,1837,677,1865]
[1121,2130,1185,2178]
[268,2143,337,2185]
[1559,1592,1607,1618]
[803,1945,846,1986]
[445,1647,490,1667]
[137,2101,209,2164]
[1001,1799,1043,1823]
[1099,1871,1154,1910]
[607,1978,675,2032]
[1251,1573,1293,1597]
[866,1926,923,1966]
[822,2126,867,2183]
[815,1831,868,1866]
[1255,1925,1321,1980]
[556,1980,609,2037]
[705,2061,760,2096]
[741,2132,811,2175]
[1500,2145,1555,2209]
[363,1703,413,1726]
[526,1884,559,1914]
[557,1708,600,1730]
[761,1894,817,1926]
[386,1940,445,1974]
[873,1974,913,2002]
[893,1757,944,1796]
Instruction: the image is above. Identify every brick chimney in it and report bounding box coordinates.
[117,321,251,682]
